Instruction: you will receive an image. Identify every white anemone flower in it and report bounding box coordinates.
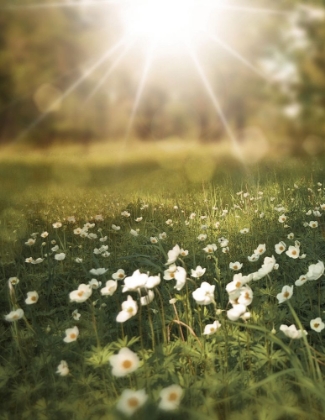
[109,347,140,377]
[226,273,253,295]
[252,255,277,281]
[89,279,101,289]
[56,360,69,376]
[166,244,181,265]
[116,295,138,322]
[63,326,79,343]
[295,274,308,286]
[25,291,39,305]
[191,266,206,278]
[203,244,217,254]
[237,286,253,306]
[140,290,155,306]
[248,254,259,262]
[203,320,221,335]
[254,244,266,255]
[192,282,215,305]
[227,304,247,321]
[72,309,81,320]
[310,317,325,332]
[275,241,287,254]
[5,308,24,322]
[116,389,147,417]
[123,270,149,292]
[100,280,118,296]
[276,285,293,304]
[158,384,183,411]
[174,267,187,291]
[112,269,126,281]
[286,245,300,259]
[54,253,66,261]
[229,261,243,271]
[69,284,92,303]
[145,274,161,289]
[306,261,324,281]
[280,324,307,339]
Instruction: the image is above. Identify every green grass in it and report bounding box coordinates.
[1,142,325,420]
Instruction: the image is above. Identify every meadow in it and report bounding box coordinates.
[1,140,325,420]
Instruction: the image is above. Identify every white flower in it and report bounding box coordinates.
[116,295,138,322]
[5,308,24,322]
[189,212,196,219]
[295,274,308,286]
[101,280,118,296]
[158,384,183,411]
[203,244,217,254]
[192,282,215,305]
[159,232,167,240]
[240,228,249,234]
[150,237,158,243]
[254,244,266,255]
[286,245,300,259]
[140,290,155,306]
[229,261,243,271]
[310,317,325,332]
[54,253,66,261]
[94,214,104,221]
[203,320,221,335]
[237,286,253,306]
[89,268,108,276]
[278,214,287,223]
[75,257,83,263]
[123,270,148,292]
[197,234,207,241]
[112,224,121,231]
[109,347,140,377]
[248,254,259,262]
[309,221,318,228]
[88,233,98,239]
[252,255,277,281]
[166,244,181,265]
[287,232,294,240]
[146,274,161,289]
[25,238,36,246]
[276,285,293,304]
[226,273,253,296]
[306,261,324,281]
[227,304,247,321]
[25,291,39,305]
[56,360,69,376]
[8,277,19,286]
[89,279,101,289]
[116,389,147,417]
[220,239,229,248]
[121,211,131,217]
[63,326,79,343]
[69,284,92,303]
[275,241,286,254]
[280,324,307,339]
[112,269,126,281]
[72,309,81,320]
[174,267,187,291]
[52,222,62,229]
[99,236,107,242]
[165,219,173,226]
[135,217,143,222]
[130,229,138,237]
[191,266,206,278]
[51,245,59,252]
[67,216,76,223]
[40,231,49,238]
[179,248,188,257]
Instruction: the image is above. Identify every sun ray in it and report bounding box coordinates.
[3,0,123,11]
[205,32,269,81]
[185,44,244,162]
[15,36,127,142]
[84,41,135,103]
[124,42,155,140]
[215,3,292,16]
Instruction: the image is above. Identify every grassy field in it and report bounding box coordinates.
[1,141,325,420]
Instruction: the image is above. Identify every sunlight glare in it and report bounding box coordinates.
[122,0,214,47]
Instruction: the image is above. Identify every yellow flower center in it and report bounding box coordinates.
[168,392,178,402]
[31,296,37,301]
[77,291,84,297]
[127,397,139,408]
[70,333,77,339]
[283,291,290,298]
[122,360,132,369]
[314,323,320,328]
[235,281,241,288]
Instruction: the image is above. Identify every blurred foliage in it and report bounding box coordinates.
[0,0,325,154]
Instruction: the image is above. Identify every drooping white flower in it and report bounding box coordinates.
[174,267,187,291]
[227,304,247,321]
[25,291,39,305]
[140,290,155,306]
[69,284,92,303]
[116,295,138,322]
[203,320,221,335]
[295,274,308,286]
[109,347,140,377]
[5,308,24,322]
[158,384,183,411]
[252,255,277,281]
[116,389,147,417]
[72,309,81,320]
[192,282,215,305]
[63,326,79,343]
[306,261,324,281]
[191,266,206,278]
[280,324,307,339]
[145,274,161,289]
[276,285,293,304]
[166,244,181,265]
[8,277,19,286]
[56,360,69,376]
[310,317,325,332]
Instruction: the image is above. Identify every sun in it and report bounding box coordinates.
[121,0,215,47]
